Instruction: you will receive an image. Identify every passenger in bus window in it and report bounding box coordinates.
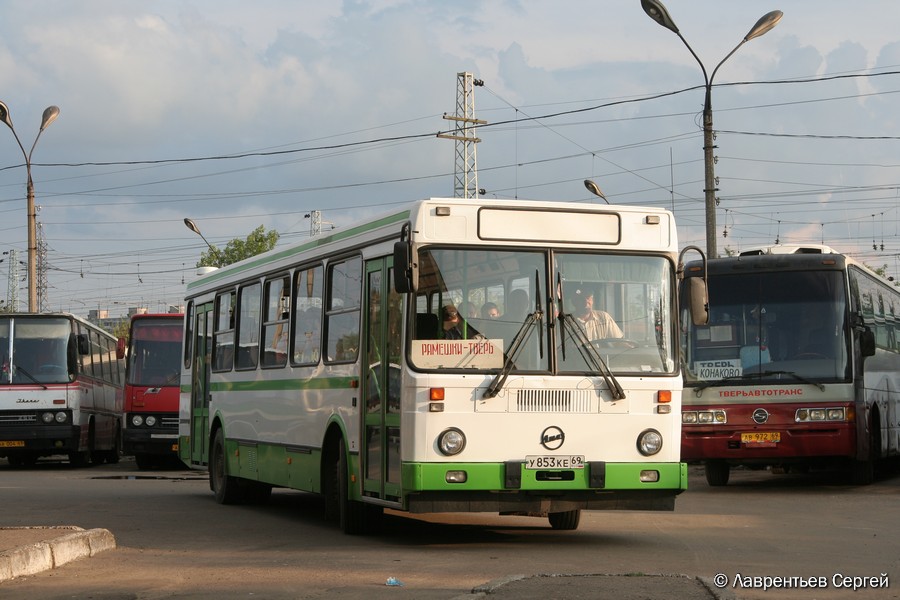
[571,288,623,340]
[481,302,500,319]
[441,305,464,339]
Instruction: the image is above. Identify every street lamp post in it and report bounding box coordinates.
[0,102,60,312]
[641,0,782,258]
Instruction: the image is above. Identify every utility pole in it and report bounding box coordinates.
[438,72,486,198]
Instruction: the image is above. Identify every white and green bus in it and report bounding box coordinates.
[179,198,696,533]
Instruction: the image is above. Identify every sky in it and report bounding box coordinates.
[1,0,899,318]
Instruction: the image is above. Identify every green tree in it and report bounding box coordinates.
[196,225,279,268]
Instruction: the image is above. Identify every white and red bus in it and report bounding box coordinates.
[680,244,900,485]
[118,313,184,469]
[0,312,124,466]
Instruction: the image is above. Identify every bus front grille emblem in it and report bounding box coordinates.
[540,426,565,450]
[751,408,769,424]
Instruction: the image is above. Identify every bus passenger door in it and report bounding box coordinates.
[362,256,403,504]
[191,303,213,466]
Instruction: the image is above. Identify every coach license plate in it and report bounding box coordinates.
[741,432,781,444]
[0,440,25,448]
[525,455,584,469]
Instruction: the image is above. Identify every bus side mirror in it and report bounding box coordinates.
[67,337,79,375]
[678,245,708,326]
[76,334,90,355]
[393,222,418,294]
[116,337,127,360]
[860,327,876,357]
[688,278,709,326]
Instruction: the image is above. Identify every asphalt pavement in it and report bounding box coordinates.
[0,526,729,599]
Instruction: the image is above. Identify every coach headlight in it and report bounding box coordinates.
[637,429,663,456]
[437,428,466,456]
[131,415,144,427]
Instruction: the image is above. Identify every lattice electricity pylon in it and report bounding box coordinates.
[37,222,49,313]
[437,72,486,198]
[6,248,20,312]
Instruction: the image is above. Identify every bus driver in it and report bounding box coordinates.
[571,288,623,340]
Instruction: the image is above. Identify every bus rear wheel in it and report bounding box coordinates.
[548,509,581,530]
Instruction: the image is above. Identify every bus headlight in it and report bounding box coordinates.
[145,416,157,427]
[41,412,54,424]
[637,429,663,456]
[131,415,144,427]
[55,411,68,423]
[437,428,466,456]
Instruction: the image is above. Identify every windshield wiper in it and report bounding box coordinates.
[760,370,826,391]
[693,370,825,396]
[482,311,541,399]
[483,271,544,399]
[559,313,626,400]
[13,365,48,390]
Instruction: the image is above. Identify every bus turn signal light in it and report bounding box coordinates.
[430,388,445,402]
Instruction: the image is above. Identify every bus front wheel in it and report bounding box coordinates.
[704,460,730,486]
[548,509,581,530]
[328,441,379,535]
[211,429,243,504]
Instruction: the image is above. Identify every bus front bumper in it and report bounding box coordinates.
[400,461,687,513]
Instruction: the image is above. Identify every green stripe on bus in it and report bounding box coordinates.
[209,377,356,392]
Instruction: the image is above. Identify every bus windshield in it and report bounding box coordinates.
[681,270,850,387]
[0,316,73,385]
[128,319,183,387]
[408,247,675,375]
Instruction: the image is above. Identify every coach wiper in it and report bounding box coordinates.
[483,272,544,399]
[13,365,47,390]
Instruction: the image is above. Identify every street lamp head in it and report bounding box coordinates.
[40,106,60,131]
[744,10,783,42]
[0,100,12,130]
[641,0,679,34]
[184,217,202,235]
[583,179,610,204]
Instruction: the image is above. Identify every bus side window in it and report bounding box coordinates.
[236,282,261,370]
[214,291,236,372]
[325,257,361,363]
[292,265,324,365]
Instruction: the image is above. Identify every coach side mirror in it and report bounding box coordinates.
[678,245,709,326]
[116,337,127,360]
[859,327,876,357]
[76,334,90,355]
[687,278,709,326]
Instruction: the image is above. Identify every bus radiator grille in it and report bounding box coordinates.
[514,389,593,413]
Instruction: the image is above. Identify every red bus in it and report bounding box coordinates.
[118,313,183,469]
[679,245,900,485]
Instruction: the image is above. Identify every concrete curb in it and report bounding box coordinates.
[0,527,116,583]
